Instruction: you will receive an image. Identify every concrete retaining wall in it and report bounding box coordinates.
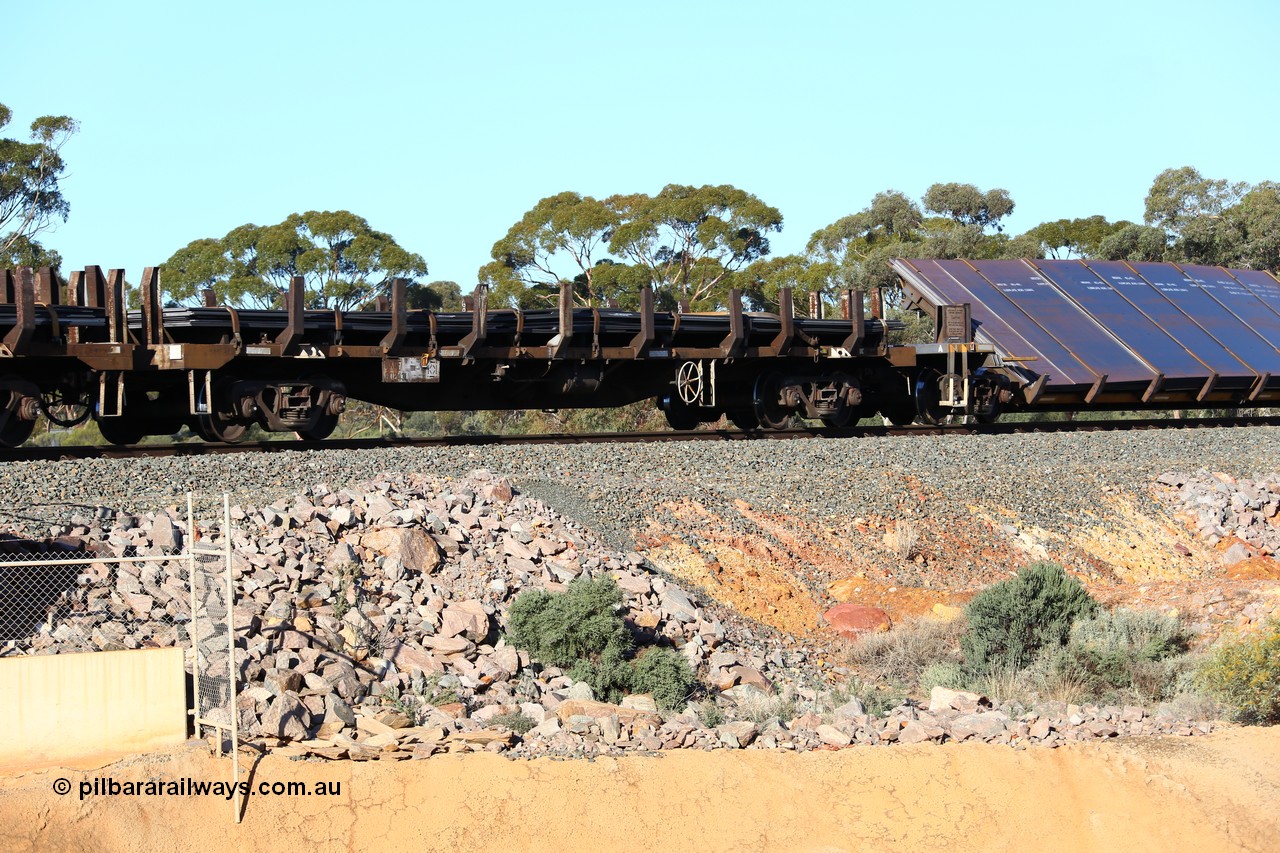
[0,647,186,767]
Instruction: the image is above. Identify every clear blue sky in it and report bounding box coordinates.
[6,0,1278,286]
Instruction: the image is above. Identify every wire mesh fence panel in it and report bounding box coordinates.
[188,495,242,822]
[0,543,192,657]
[191,545,236,740]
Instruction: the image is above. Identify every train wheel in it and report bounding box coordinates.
[295,412,339,441]
[752,373,792,431]
[193,378,248,443]
[0,380,39,447]
[194,410,247,443]
[660,394,700,431]
[95,417,144,446]
[727,409,759,431]
[0,414,35,447]
[913,368,948,426]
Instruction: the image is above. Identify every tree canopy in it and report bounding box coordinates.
[483,184,782,311]
[1021,216,1135,259]
[150,167,1277,320]
[791,182,1033,302]
[162,211,427,309]
[1143,166,1248,237]
[0,102,78,270]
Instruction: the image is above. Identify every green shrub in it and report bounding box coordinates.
[489,711,536,735]
[1197,617,1280,725]
[962,562,1098,675]
[567,643,637,704]
[631,647,696,710]
[507,577,632,669]
[1042,608,1192,703]
[508,576,701,708]
[919,661,968,694]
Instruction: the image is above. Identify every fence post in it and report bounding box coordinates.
[224,493,241,823]
[187,493,197,735]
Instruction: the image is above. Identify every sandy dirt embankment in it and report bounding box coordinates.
[3,728,1279,852]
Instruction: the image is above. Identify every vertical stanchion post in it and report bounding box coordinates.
[187,493,199,733]
[223,493,241,823]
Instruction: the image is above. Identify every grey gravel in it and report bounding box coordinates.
[8,428,1280,539]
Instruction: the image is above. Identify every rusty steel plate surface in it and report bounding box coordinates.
[926,259,1103,385]
[1227,268,1280,320]
[1181,264,1280,345]
[1080,261,1256,383]
[1125,262,1280,375]
[892,258,1280,398]
[893,259,1082,382]
[1028,260,1208,381]
[963,260,1155,385]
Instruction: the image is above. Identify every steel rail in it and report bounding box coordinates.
[3,416,1280,463]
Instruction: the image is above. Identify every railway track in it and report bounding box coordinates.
[5,415,1280,463]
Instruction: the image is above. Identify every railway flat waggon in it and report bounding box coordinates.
[0,258,1277,447]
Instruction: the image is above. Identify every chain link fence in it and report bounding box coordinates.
[189,496,242,822]
[0,538,191,657]
[0,493,243,813]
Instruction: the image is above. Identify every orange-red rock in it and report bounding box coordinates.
[822,603,892,638]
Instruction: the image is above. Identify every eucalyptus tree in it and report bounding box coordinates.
[1144,166,1248,237]
[1021,216,1136,259]
[162,210,427,308]
[481,191,620,307]
[806,190,926,294]
[922,183,1015,230]
[0,102,79,269]
[483,184,783,311]
[1175,181,1280,271]
[606,184,783,310]
[736,254,837,312]
[1097,224,1170,262]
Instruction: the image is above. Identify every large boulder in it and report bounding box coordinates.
[928,686,989,715]
[554,699,661,727]
[260,692,312,740]
[361,528,441,574]
[821,603,891,639]
[439,600,490,642]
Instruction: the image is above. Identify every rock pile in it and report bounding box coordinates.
[268,685,1216,761]
[1157,470,1280,630]
[1159,470,1280,560]
[5,468,1231,760]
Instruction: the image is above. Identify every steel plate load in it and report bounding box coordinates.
[893,258,1280,409]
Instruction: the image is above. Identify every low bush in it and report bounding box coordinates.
[1040,608,1193,704]
[507,576,698,709]
[844,615,966,690]
[1197,617,1280,725]
[962,562,1098,675]
[507,577,632,669]
[630,647,697,711]
[919,661,968,694]
[489,711,536,735]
